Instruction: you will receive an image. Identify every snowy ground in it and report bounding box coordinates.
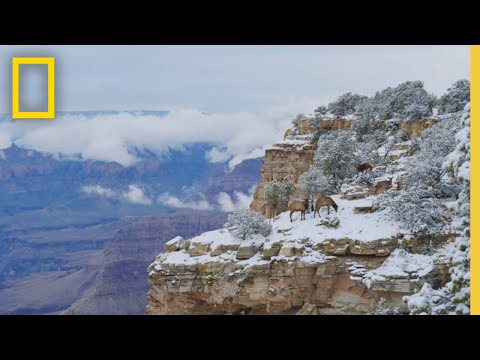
[361,249,436,288]
[150,194,402,271]
[263,195,400,243]
[173,194,400,247]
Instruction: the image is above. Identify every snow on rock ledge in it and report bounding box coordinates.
[145,195,446,314]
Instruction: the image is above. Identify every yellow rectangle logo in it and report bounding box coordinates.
[12,57,55,119]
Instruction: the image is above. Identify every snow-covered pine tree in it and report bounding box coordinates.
[291,113,306,134]
[314,105,328,117]
[299,166,335,209]
[375,113,462,237]
[315,130,376,191]
[328,92,367,117]
[438,79,470,115]
[405,103,470,314]
[355,80,436,121]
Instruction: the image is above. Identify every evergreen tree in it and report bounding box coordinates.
[328,92,367,117]
[264,178,295,212]
[299,166,335,209]
[438,79,470,115]
[405,104,470,314]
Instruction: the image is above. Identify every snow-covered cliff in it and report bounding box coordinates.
[146,124,452,314]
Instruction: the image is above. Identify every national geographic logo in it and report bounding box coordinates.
[12,57,55,119]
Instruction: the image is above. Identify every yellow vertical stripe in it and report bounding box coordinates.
[12,58,19,118]
[472,45,479,315]
[48,58,55,118]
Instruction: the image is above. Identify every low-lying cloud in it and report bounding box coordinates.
[82,185,116,198]
[0,100,317,169]
[123,185,153,205]
[81,184,153,205]
[158,193,213,210]
[158,186,255,212]
[216,186,256,212]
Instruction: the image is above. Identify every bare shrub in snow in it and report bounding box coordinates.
[224,209,272,240]
[318,216,340,228]
[369,298,400,315]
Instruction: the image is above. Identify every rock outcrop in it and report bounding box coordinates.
[146,231,447,315]
[250,118,353,215]
[146,116,452,315]
[399,118,437,138]
[250,142,316,214]
[146,193,450,315]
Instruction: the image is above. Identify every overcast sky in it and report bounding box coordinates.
[0,45,471,171]
[0,45,470,113]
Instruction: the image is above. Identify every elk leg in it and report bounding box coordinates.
[290,211,293,222]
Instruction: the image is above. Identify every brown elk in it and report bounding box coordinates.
[374,177,393,195]
[356,162,373,174]
[287,198,309,222]
[314,196,338,218]
[261,203,277,222]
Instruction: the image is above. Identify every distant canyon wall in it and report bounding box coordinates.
[65,213,228,315]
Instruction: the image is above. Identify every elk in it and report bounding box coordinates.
[356,162,373,174]
[374,177,393,195]
[287,198,309,222]
[314,196,338,218]
[261,203,277,222]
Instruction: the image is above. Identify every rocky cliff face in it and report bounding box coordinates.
[250,142,316,214]
[146,118,452,315]
[251,118,353,215]
[147,254,447,315]
[400,119,437,138]
[66,213,228,314]
[146,200,449,314]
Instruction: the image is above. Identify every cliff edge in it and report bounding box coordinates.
[146,117,449,315]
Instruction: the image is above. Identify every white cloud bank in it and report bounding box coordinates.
[81,184,153,205]
[81,183,255,211]
[0,99,317,170]
[123,185,153,205]
[216,191,251,212]
[158,193,213,210]
[158,186,256,212]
